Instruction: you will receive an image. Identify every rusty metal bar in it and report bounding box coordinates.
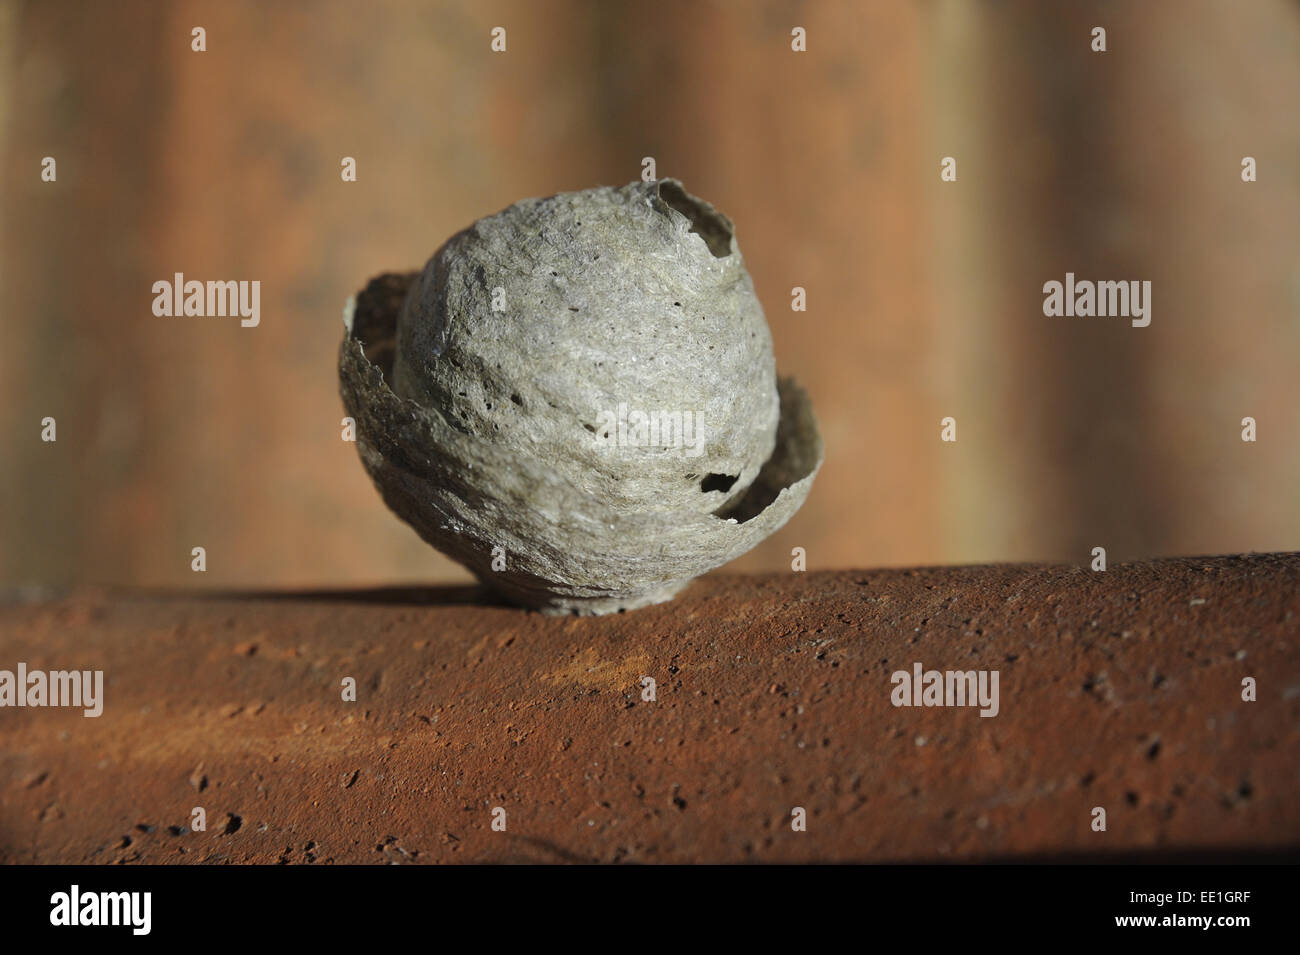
[1,554,1296,863]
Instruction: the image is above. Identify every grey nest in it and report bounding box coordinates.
[339,179,822,614]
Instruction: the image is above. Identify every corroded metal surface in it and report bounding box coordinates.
[1,555,1296,863]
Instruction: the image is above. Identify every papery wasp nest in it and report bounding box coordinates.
[340,179,822,614]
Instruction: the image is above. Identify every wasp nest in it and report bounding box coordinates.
[339,179,822,614]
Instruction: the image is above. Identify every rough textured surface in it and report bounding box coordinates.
[340,180,822,615]
[394,179,779,515]
[1,554,1296,864]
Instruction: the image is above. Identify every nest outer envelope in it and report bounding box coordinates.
[338,181,823,615]
[392,179,778,517]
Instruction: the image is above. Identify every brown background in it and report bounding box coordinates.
[1,0,1298,589]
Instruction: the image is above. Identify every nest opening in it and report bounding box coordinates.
[700,472,740,494]
[657,180,734,258]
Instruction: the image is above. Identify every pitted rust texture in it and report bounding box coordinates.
[1,554,1296,863]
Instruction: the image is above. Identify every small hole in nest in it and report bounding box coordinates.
[701,473,739,494]
[510,393,523,406]
[657,180,733,258]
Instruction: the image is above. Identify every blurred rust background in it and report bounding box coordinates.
[1,0,1298,589]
